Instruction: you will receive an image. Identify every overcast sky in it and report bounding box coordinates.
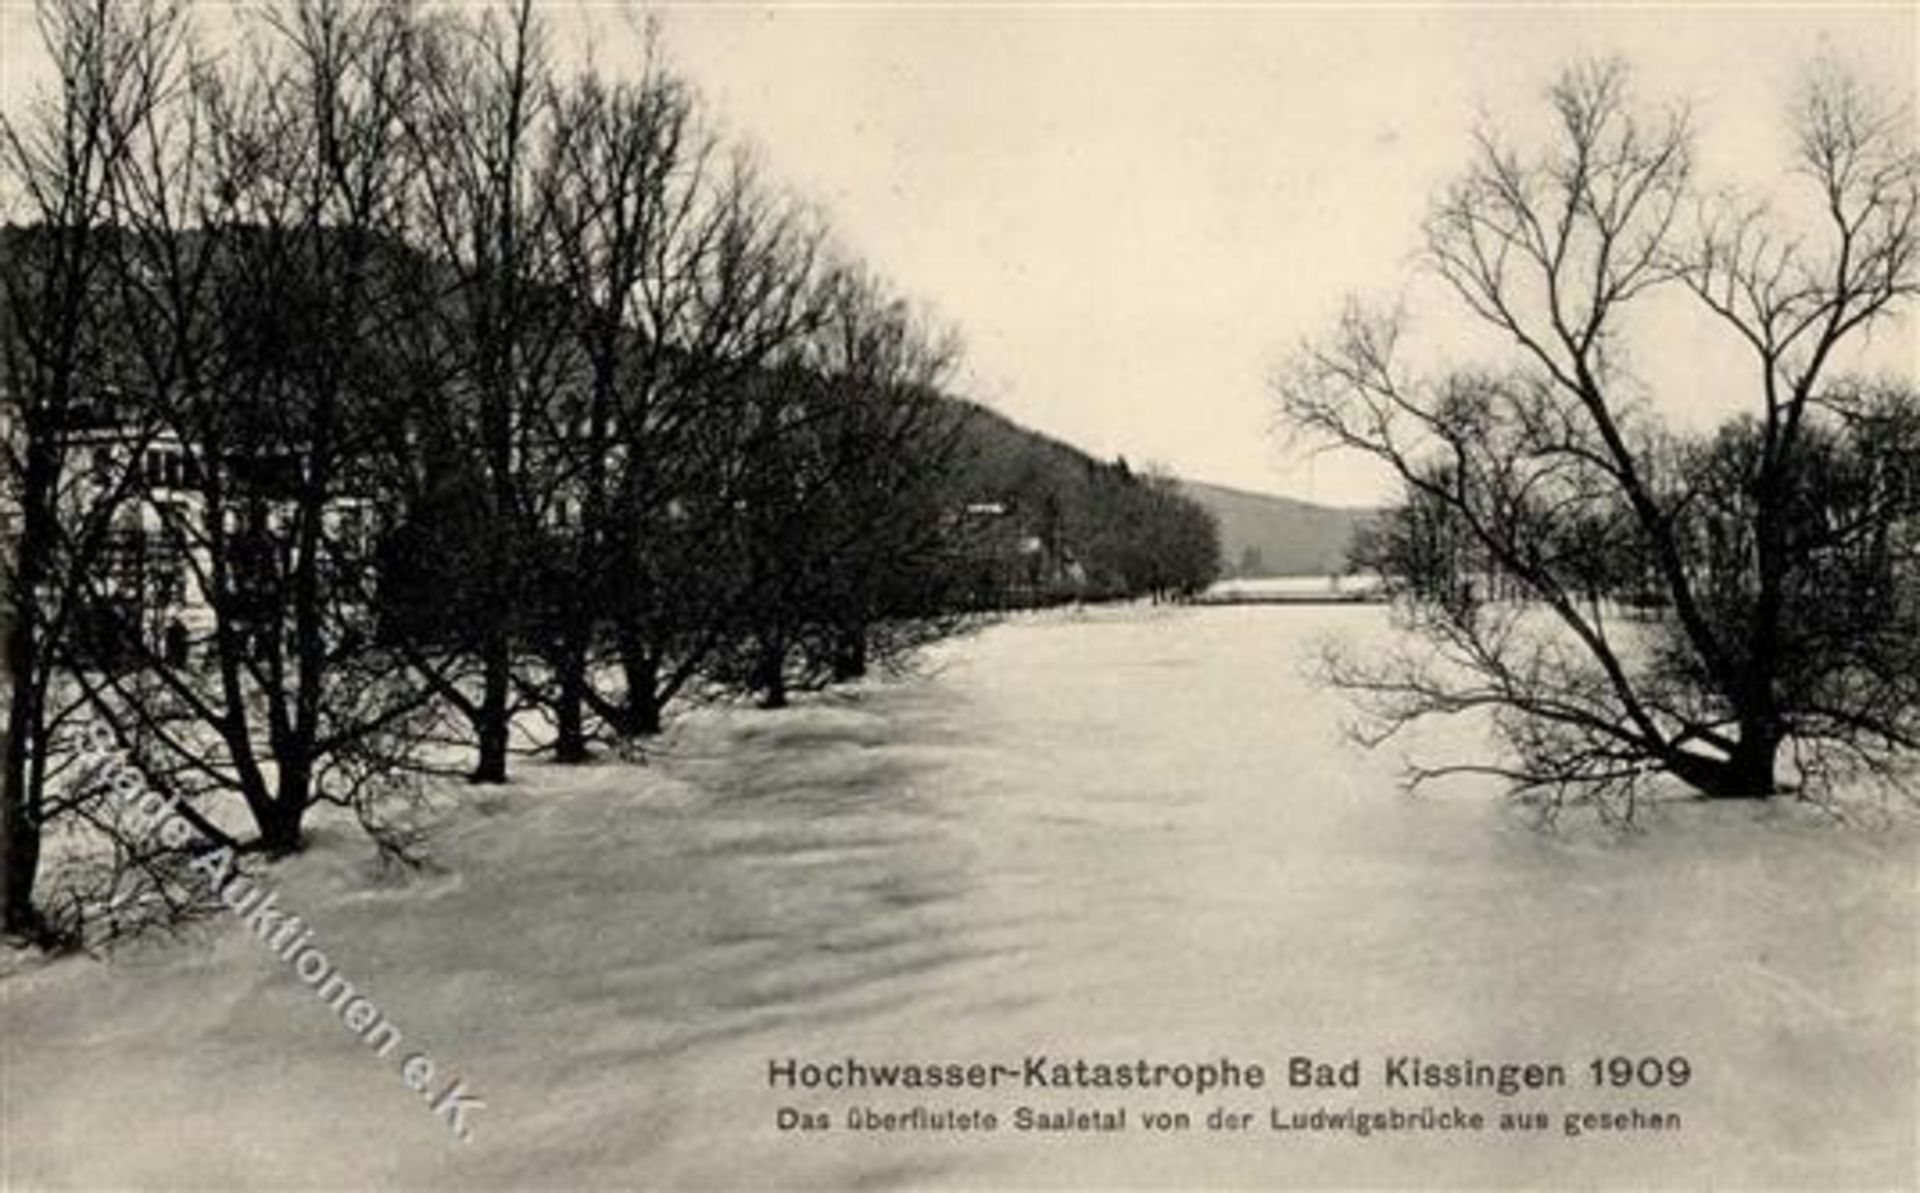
[4,2,1913,506]
[630,2,1917,506]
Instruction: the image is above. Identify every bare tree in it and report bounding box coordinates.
[400,0,568,782]
[595,153,831,726]
[533,38,705,757]
[790,268,970,685]
[1277,59,1918,819]
[0,0,183,940]
[80,0,438,855]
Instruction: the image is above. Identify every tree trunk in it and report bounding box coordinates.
[256,799,306,857]
[626,681,662,738]
[830,625,868,683]
[1,723,45,940]
[1719,726,1780,799]
[472,640,512,783]
[615,637,663,738]
[756,634,789,710]
[3,449,51,938]
[256,757,312,857]
[553,633,589,763]
[553,681,588,762]
[1669,730,1779,800]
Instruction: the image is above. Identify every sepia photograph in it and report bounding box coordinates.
[0,1,1915,1188]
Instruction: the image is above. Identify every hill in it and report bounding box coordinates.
[938,401,1220,599]
[936,397,1371,583]
[1174,478,1373,577]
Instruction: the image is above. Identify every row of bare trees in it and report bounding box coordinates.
[1,0,981,946]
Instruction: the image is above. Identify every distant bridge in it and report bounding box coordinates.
[1193,577,1387,606]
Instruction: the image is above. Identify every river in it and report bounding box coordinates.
[2,603,1913,1188]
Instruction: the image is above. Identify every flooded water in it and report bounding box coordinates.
[3,604,1914,1188]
